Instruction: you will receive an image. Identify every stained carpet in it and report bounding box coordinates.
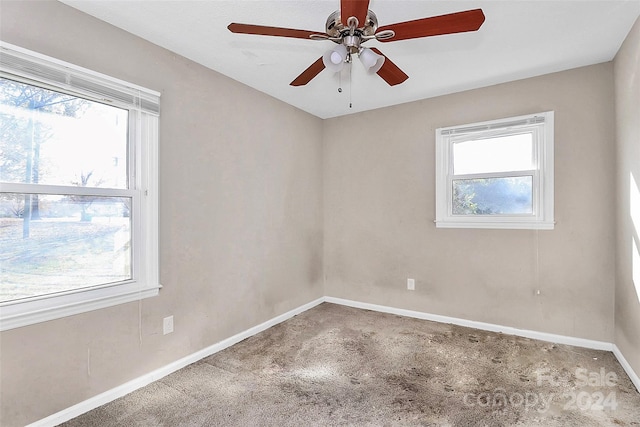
[61,303,640,426]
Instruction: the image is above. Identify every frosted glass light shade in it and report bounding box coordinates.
[359,48,385,74]
[323,44,347,72]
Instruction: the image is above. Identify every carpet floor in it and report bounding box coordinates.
[61,303,640,426]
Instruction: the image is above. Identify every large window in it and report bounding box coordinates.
[435,112,554,229]
[0,43,160,330]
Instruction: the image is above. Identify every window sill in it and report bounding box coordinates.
[435,220,555,230]
[0,284,161,331]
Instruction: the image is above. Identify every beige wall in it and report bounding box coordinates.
[614,16,640,379]
[324,63,617,341]
[0,1,324,426]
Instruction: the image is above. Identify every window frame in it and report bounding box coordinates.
[435,111,554,230]
[0,42,161,331]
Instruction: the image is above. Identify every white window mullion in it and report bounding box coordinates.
[452,170,537,181]
[0,182,136,197]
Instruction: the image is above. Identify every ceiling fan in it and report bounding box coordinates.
[228,0,485,87]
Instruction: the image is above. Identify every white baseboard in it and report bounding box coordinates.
[613,344,640,393]
[27,297,325,427]
[28,295,639,426]
[325,297,614,351]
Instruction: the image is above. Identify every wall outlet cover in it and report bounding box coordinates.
[163,316,174,335]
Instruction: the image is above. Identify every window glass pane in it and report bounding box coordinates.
[0,194,131,302]
[0,77,128,188]
[453,133,533,175]
[452,176,533,215]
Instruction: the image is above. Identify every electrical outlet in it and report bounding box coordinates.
[407,278,415,291]
[163,316,174,335]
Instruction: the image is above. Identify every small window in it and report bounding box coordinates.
[0,43,160,330]
[435,112,554,229]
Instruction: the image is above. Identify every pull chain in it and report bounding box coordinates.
[349,61,353,108]
[337,59,353,109]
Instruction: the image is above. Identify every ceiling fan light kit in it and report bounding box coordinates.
[323,44,348,72]
[228,0,485,87]
[359,47,385,74]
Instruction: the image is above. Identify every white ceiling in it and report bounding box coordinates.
[59,0,640,119]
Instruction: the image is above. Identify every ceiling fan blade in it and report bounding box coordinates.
[290,57,326,86]
[228,23,327,40]
[340,0,370,27]
[370,48,408,86]
[376,9,485,42]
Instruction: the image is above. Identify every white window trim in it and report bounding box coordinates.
[0,42,161,331]
[435,112,554,230]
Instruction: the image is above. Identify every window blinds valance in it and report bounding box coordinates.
[0,42,160,115]
[439,115,545,136]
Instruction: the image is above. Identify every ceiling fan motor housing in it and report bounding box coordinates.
[326,9,378,53]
